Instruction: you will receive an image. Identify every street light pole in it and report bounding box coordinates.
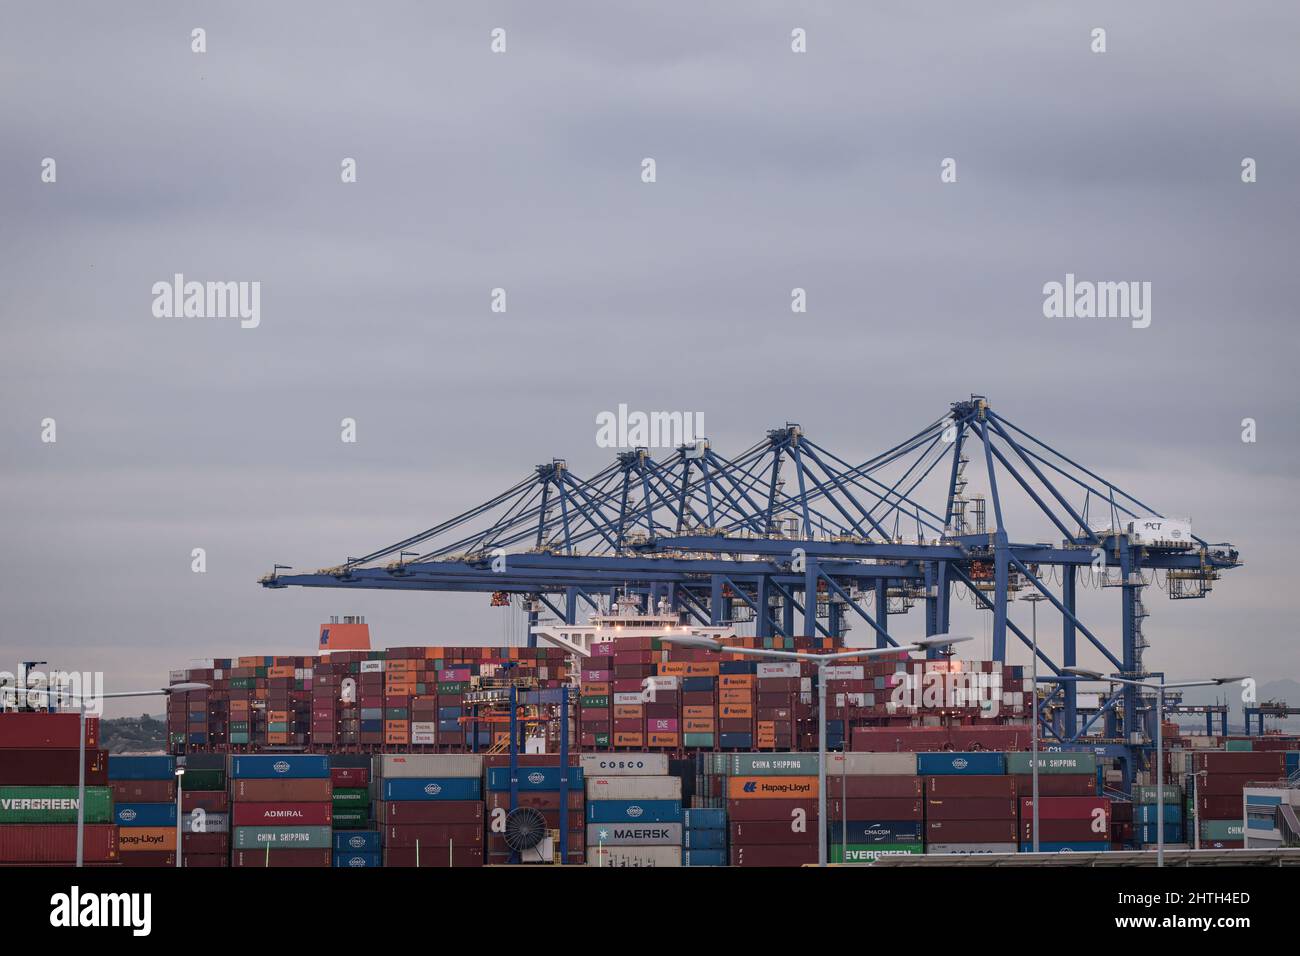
[664,633,970,866]
[175,766,186,868]
[1064,668,1244,868]
[1023,592,1047,853]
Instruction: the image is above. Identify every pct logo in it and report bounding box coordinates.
[952,758,968,770]
[424,782,442,796]
[348,835,367,848]
[273,760,290,775]
[347,856,367,867]
[626,805,644,818]
[119,809,138,822]
[527,771,545,785]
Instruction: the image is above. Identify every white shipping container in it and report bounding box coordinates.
[926,843,1017,855]
[585,775,682,800]
[411,722,437,734]
[375,754,484,778]
[411,732,436,745]
[587,823,683,846]
[1127,517,1193,547]
[189,659,216,670]
[613,692,645,705]
[827,752,918,776]
[644,675,679,691]
[579,753,669,776]
[586,845,682,867]
[360,660,384,673]
[757,662,801,679]
[170,670,187,684]
[823,665,865,681]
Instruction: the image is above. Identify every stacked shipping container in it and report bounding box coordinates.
[110,755,177,866]
[586,761,681,867]
[375,753,484,866]
[230,754,332,867]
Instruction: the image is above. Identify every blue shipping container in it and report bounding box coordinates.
[684,848,728,866]
[683,829,726,849]
[719,661,756,675]
[333,830,381,851]
[229,755,330,779]
[381,778,482,801]
[115,803,177,827]
[829,820,923,844]
[108,755,176,781]
[1021,841,1110,853]
[438,719,461,733]
[916,752,1006,776]
[1136,804,1182,824]
[438,706,462,719]
[332,850,382,868]
[719,733,754,749]
[360,719,383,733]
[587,799,682,824]
[486,766,584,792]
[682,677,715,692]
[684,808,726,829]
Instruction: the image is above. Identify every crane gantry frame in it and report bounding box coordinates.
[262,395,1240,770]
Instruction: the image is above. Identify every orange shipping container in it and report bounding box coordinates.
[720,675,754,689]
[657,662,689,676]
[266,733,290,744]
[719,703,753,719]
[727,776,819,800]
[119,827,177,852]
[683,706,714,719]
[580,682,610,696]
[648,733,679,747]
[267,665,295,679]
[614,705,643,719]
[268,711,289,723]
[614,733,644,747]
[684,663,720,676]
[684,718,715,733]
[720,689,753,704]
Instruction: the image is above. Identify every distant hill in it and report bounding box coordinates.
[99,713,167,754]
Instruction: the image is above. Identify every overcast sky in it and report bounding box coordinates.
[3,3,1297,715]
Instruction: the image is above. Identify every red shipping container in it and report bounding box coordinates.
[0,824,118,862]
[119,851,176,867]
[827,798,923,820]
[231,849,331,868]
[1192,752,1285,775]
[181,832,229,854]
[730,844,817,867]
[231,779,332,802]
[330,767,368,786]
[183,853,229,867]
[726,799,817,822]
[181,790,228,813]
[109,779,176,803]
[0,713,99,749]
[927,798,1017,821]
[926,819,1017,842]
[1011,774,1096,797]
[0,748,107,786]
[1198,773,1263,797]
[1197,795,1246,817]
[376,801,485,824]
[821,776,922,799]
[1019,797,1110,822]
[1022,818,1107,842]
[729,820,816,845]
[232,802,332,826]
[383,846,484,867]
[384,824,483,847]
[926,775,1017,798]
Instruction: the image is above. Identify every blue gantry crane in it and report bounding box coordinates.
[262,395,1240,778]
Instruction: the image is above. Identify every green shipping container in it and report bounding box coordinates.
[1133,784,1182,804]
[581,696,610,709]
[591,733,610,747]
[830,843,923,864]
[437,681,468,695]
[332,788,369,806]
[1199,819,1245,841]
[0,786,113,824]
[384,709,409,720]
[233,826,332,849]
[332,809,368,828]
[229,678,255,690]
[727,753,818,776]
[230,733,250,744]
[181,769,226,791]
[1225,740,1254,752]
[1005,752,1097,775]
[268,722,289,733]
[684,733,715,748]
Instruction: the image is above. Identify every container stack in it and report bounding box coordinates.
[1189,751,1285,849]
[375,754,484,867]
[682,806,727,865]
[330,756,371,830]
[0,713,117,866]
[579,643,613,747]
[920,751,1017,854]
[111,755,178,866]
[1018,795,1111,852]
[180,754,229,866]
[166,667,225,751]
[333,828,382,868]
[230,754,332,867]
[1133,784,1182,847]
[725,753,819,866]
[487,755,583,863]
[610,636,656,747]
[825,752,924,863]
[585,757,680,867]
